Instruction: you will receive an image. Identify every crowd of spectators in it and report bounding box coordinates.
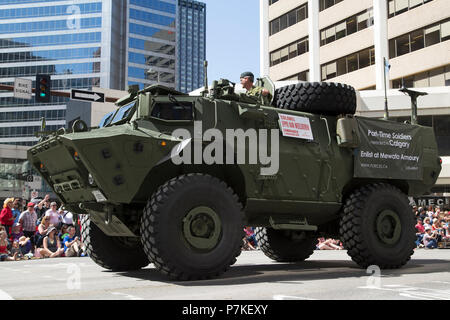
[0,195,86,262]
[4,196,446,261]
[414,205,450,249]
[242,227,344,251]
[243,205,450,252]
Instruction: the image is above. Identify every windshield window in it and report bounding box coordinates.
[151,102,193,121]
[111,102,135,124]
[98,102,136,128]
[99,111,114,128]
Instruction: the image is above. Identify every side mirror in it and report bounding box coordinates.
[137,93,152,118]
[72,120,88,133]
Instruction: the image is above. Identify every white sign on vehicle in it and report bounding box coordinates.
[14,78,32,100]
[279,113,314,140]
[92,190,107,202]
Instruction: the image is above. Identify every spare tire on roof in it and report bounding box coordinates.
[274,82,357,116]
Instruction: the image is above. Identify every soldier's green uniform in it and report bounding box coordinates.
[246,85,272,105]
[247,85,264,96]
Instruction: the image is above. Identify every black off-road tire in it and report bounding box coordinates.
[339,183,416,269]
[274,82,356,116]
[140,174,244,280]
[254,227,318,262]
[81,215,149,271]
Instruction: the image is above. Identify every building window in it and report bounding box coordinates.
[396,34,410,56]
[391,64,450,89]
[269,0,279,5]
[410,29,425,52]
[425,25,440,47]
[356,10,374,30]
[270,37,308,66]
[322,62,337,81]
[271,51,281,66]
[336,57,347,76]
[442,20,450,42]
[389,19,449,59]
[319,0,344,12]
[358,49,371,69]
[281,70,309,82]
[320,9,373,46]
[347,54,358,73]
[288,43,297,59]
[269,4,308,36]
[335,22,346,40]
[388,0,432,18]
[321,47,375,80]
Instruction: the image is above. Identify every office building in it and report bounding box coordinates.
[0,1,108,146]
[262,0,449,89]
[177,0,206,93]
[0,0,183,147]
[260,0,450,193]
[127,0,177,90]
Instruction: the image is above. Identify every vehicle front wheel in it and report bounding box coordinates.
[140,174,245,280]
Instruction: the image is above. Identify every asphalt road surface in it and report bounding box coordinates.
[0,249,448,300]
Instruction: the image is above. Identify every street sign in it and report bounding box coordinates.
[14,78,32,100]
[71,89,105,103]
[25,176,41,191]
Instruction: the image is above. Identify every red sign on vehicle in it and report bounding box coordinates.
[279,114,314,140]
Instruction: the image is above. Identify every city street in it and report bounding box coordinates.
[0,249,448,301]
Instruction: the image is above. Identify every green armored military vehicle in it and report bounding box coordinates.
[28,78,441,280]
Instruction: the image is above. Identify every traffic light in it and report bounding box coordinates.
[35,74,51,103]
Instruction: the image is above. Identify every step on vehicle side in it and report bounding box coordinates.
[28,78,442,280]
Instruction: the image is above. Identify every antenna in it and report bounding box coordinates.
[203,60,208,95]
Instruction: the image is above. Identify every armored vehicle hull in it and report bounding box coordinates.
[28,82,441,280]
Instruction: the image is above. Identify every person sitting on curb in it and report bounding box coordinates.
[39,226,64,258]
[423,226,438,249]
[0,230,17,261]
[63,226,85,257]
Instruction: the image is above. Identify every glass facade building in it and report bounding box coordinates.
[127,0,177,90]
[177,0,206,93]
[0,0,203,146]
[0,0,108,146]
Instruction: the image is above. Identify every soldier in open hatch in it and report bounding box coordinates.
[240,71,271,104]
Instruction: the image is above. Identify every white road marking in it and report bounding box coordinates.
[358,284,450,300]
[0,290,14,300]
[273,295,317,300]
[431,281,450,285]
[110,292,144,300]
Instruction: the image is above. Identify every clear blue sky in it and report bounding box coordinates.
[202,0,260,84]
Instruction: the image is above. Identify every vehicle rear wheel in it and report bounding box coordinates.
[255,227,317,262]
[274,82,356,116]
[81,215,149,271]
[140,174,244,280]
[340,183,416,269]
